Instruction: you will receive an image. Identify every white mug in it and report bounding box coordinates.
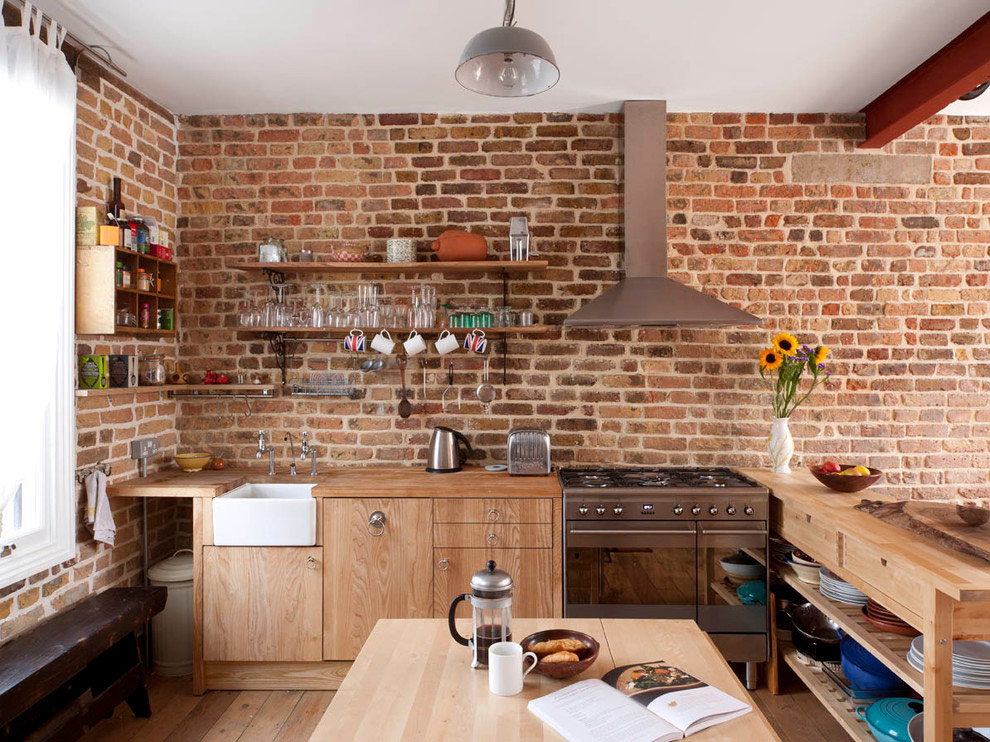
[488,641,538,696]
[403,329,427,356]
[434,329,459,355]
[370,329,395,355]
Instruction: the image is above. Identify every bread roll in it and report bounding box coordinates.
[541,650,580,664]
[529,638,586,655]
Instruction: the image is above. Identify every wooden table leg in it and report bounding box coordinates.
[192,498,205,695]
[923,588,954,742]
[767,592,779,695]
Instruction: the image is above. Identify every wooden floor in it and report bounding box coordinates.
[84,663,846,742]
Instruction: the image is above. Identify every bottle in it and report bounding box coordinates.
[107,177,124,222]
[115,261,124,287]
[139,302,151,329]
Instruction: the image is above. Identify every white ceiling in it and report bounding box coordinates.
[37,0,990,116]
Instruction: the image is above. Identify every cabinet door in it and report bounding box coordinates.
[203,546,322,662]
[434,548,553,621]
[324,498,433,660]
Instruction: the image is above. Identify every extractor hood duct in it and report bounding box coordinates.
[564,101,762,328]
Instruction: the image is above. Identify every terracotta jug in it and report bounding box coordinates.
[431,229,488,261]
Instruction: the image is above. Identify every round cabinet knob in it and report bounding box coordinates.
[595,505,607,516]
[306,556,318,569]
[612,506,624,516]
[487,533,499,546]
[726,505,736,516]
[709,505,719,516]
[744,505,754,516]
[577,505,589,516]
[487,508,501,522]
[673,505,684,516]
[691,505,701,515]
[438,558,449,571]
[367,510,387,536]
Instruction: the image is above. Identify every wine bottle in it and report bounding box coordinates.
[107,177,124,222]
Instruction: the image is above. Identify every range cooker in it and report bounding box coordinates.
[561,467,770,674]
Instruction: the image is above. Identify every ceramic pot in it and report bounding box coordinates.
[767,416,794,473]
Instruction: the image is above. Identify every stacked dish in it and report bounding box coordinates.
[770,536,796,564]
[787,551,822,584]
[863,599,920,636]
[819,568,868,606]
[907,637,990,689]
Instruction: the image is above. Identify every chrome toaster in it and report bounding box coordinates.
[506,427,551,476]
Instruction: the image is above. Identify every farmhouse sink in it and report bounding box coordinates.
[212,482,317,546]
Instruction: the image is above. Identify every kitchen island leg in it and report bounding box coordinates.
[923,588,953,742]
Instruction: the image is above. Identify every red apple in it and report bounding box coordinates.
[819,461,841,474]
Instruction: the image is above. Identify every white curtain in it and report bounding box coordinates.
[0,3,76,575]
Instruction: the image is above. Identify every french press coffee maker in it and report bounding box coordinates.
[448,560,513,668]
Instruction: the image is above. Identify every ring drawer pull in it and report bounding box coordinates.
[487,532,498,546]
[487,508,501,522]
[438,558,449,571]
[306,556,318,569]
[368,510,387,536]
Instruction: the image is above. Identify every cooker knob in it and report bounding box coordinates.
[673,505,683,516]
[577,505,589,516]
[709,505,719,516]
[612,506,624,516]
[595,505,606,516]
[744,505,754,516]
[691,505,701,516]
[726,505,736,515]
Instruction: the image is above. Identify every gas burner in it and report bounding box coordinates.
[559,467,763,490]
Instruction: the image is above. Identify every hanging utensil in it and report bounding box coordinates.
[397,354,412,419]
[418,358,428,410]
[476,358,496,413]
[442,361,457,413]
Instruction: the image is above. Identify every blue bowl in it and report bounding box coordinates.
[736,580,767,606]
[856,698,922,742]
[841,637,905,691]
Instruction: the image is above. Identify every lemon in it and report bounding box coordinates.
[853,465,871,476]
[840,465,871,476]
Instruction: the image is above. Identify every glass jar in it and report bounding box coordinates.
[258,237,287,263]
[121,264,131,288]
[137,268,152,292]
[139,354,167,386]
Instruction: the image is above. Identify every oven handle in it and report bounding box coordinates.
[699,528,768,536]
[568,528,697,536]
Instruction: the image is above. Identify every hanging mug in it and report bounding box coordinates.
[464,329,487,354]
[371,329,395,355]
[403,329,427,356]
[344,329,366,352]
[434,329,460,355]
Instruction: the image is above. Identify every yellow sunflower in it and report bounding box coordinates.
[759,348,783,371]
[813,345,829,364]
[772,333,798,356]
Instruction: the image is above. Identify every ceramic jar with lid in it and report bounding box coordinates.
[386,238,415,263]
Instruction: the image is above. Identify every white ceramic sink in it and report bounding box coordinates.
[212,482,317,546]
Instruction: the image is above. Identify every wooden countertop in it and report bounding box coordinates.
[741,468,990,600]
[310,618,779,742]
[106,466,561,499]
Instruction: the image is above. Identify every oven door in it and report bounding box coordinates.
[697,521,768,638]
[564,521,697,619]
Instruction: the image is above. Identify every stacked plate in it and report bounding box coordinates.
[819,568,868,606]
[770,536,796,564]
[862,599,920,636]
[907,637,990,689]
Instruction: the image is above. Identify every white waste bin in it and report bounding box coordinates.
[148,550,194,676]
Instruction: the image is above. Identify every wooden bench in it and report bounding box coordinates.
[0,586,167,742]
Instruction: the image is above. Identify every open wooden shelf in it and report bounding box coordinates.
[76,384,275,398]
[116,286,177,300]
[110,326,177,336]
[709,580,742,607]
[231,259,548,276]
[238,325,551,337]
[781,646,874,742]
[778,564,923,694]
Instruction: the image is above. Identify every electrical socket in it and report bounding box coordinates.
[130,437,159,460]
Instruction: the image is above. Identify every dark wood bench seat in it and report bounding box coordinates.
[0,586,166,741]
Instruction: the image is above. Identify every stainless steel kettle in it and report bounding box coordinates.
[426,426,472,473]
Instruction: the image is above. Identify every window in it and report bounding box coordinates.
[0,10,77,585]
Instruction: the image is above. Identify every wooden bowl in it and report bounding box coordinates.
[520,629,600,679]
[174,452,211,472]
[809,464,883,493]
[956,504,990,527]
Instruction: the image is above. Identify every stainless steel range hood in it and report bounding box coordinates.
[564,101,762,328]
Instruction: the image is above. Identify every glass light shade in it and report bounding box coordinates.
[456,25,559,97]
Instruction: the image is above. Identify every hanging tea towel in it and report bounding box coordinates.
[85,470,116,546]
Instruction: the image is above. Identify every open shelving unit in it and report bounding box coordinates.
[76,384,275,398]
[230,259,548,276]
[781,646,874,742]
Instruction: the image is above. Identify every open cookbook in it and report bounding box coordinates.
[527,661,752,742]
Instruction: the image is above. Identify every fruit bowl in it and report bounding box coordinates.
[520,629,600,679]
[809,464,883,493]
[175,452,212,472]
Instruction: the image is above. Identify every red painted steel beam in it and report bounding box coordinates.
[859,10,990,149]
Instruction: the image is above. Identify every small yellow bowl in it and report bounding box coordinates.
[175,452,211,472]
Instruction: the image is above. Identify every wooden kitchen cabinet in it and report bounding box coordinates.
[202,546,323,662]
[434,547,554,620]
[323,498,433,660]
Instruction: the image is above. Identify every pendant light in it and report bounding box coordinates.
[455,0,559,97]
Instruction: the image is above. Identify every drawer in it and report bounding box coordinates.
[772,498,837,564]
[433,522,553,549]
[434,498,553,524]
[839,530,924,619]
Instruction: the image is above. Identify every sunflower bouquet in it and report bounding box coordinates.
[758,333,830,419]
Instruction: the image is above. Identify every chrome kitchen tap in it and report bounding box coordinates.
[299,432,311,460]
[284,433,298,476]
[308,447,319,476]
[256,430,276,476]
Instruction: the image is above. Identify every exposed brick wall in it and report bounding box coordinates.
[175,111,990,503]
[0,59,184,642]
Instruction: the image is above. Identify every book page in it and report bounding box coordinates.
[645,686,751,736]
[527,679,682,742]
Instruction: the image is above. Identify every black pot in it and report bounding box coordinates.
[789,603,842,662]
